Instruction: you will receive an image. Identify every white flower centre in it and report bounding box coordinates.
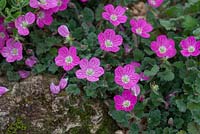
[21,21,28,28]
[159,46,167,53]
[65,56,73,64]
[105,40,113,47]
[86,68,94,76]
[188,46,195,53]
[0,32,5,38]
[11,48,18,56]
[122,75,130,84]
[38,11,45,19]
[110,14,118,21]
[122,100,131,108]
[136,27,143,35]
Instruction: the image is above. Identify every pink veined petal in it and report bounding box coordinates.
[6,56,16,63]
[87,76,99,82]
[76,69,87,79]
[79,58,89,69]
[1,47,9,57]
[69,46,77,56]
[94,67,104,77]
[25,12,35,24]
[110,20,120,26]
[43,15,53,25]
[114,95,124,110]
[191,50,200,56]
[115,6,126,15]
[130,19,137,26]
[104,29,115,40]
[104,4,114,13]
[157,35,167,43]
[0,86,9,96]
[141,32,150,38]
[89,57,100,67]
[58,25,70,37]
[36,19,45,28]
[122,90,133,98]
[114,66,124,77]
[29,0,38,8]
[59,78,68,89]
[71,56,80,66]
[58,47,68,56]
[18,27,29,36]
[131,84,140,96]
[150,41,159,51]
[117,16,127,23]
[124,64,135,74]
[181,50,190,57]
[50,83,61,94]
[102,12,110,20]
[63,63,74,71]
[55,56,65,66]
[98,32,106,45]
[143,23,153,32]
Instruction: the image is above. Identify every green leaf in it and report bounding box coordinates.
[187,122,200,134]
[7,71,20,81]
[193,27,200,40]
[109,110,131,127]
[144,65,159,76]
[148,110,161,128]
[66,84,80,95]
[82,7,94,22]
[159,19,176,31]
[0,0,6,10]
[182,16,198,31]
[48,63,58,74]
[133,49,145,61]
[128,123,139,134]
[176,99,187,112]
[157,70,175,81]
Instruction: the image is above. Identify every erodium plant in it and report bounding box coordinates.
[0,0,200,133]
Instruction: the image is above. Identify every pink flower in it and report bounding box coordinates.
[58,25,70,38]
[18,70,30,79]
[50,83,61,94]
[130,18,153,38]
[52,0,70,12]
[36,9,53,28]
[0,25,9,52]
[55,46,80,71]
[114,90,137,112]
[102,4,127,26]
[76,57,104,82]
[114,64,140,89]
[147,0,164,8]
[30,0,58,10]
[98,29,123,52]
[59,78,68,89]
[130,84,140,96]
[0,86,9,97]
[151,35,177,58]
[15,12,35,36]
[25,56,37,67]
[180,36,200,57]
[1,38,23,62]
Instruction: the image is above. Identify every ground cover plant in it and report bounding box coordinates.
[0,0,200,133]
